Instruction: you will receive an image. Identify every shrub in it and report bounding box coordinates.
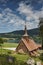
[39,53,43,61]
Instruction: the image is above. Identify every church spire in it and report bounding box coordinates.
[23,22,28,36]
[25,22,27,34]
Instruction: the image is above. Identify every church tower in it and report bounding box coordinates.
[23,22,28,37]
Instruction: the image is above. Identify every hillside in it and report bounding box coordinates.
[0,28,39,38]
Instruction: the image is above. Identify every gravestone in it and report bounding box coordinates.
[36,61,41,65]
[26,58,35,65]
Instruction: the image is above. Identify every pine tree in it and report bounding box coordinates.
[39,18,43,49]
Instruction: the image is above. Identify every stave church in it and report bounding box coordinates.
[16,23,41,56]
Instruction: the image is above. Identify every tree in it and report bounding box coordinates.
[39,18,43,49]
[0,38,4,54]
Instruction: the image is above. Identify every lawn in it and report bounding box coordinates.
[12,53,29,62]
[0,49,28,65]
[0,49,43,65]
[0,54,28,65]
[0,42,43,65]
[2,43,18,48]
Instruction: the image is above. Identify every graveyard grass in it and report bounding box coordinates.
[0,43,43,65]
[0,43,28,65]
[0,49,41,65]
[0,48,29,65]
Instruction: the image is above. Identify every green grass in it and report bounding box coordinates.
[12,53,29,62]
[0,49,28,65]
[2,43,18,48]
[0,49,43,65]
[0,49,12,54]
[0,49,29,62]
[0,54,28,65]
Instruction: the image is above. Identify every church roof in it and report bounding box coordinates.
[21,37,41,51]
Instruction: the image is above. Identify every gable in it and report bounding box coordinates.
[16,40,29,54]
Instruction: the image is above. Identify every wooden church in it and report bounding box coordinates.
[16,23,41,56]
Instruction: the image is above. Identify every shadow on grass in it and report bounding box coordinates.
[0,54,16,65]
[0,54,28,65]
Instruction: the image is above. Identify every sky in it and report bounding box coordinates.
[0,0,43,33]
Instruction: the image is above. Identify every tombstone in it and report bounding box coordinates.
[36,61,41,65]
[26,58,35,65]
[7,56,14,63]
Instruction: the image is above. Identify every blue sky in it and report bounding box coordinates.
[0,0,43,33]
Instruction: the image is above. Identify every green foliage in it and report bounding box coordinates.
[7,51,11,55]
[0,38,4,44]
[0,49,43,65]
[0,54,17,65]
[0,49,28,65]
[39,18,43,49]
[0,38,4,54]
[0,49,12,54]
[0,54,28,65]
[39,53,43,61]
[32,35,41,43]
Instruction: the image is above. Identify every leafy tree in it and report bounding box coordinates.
[39,18,43,49]
[0,38,4,54]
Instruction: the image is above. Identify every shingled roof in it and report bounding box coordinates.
[21,37,40,51]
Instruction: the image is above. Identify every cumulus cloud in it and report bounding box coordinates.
[0,0,43,32]
[0,8,25,31]
[17,2,43,29]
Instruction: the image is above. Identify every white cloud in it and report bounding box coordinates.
[0,8,25,30]
[17,2,43,29]
[0,1,43,31]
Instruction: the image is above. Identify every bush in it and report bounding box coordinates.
[7,51,11,54]
[39,53,43,61]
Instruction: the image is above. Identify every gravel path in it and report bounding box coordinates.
[3,48,16,51]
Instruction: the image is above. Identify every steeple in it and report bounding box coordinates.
[23,22,28,36]
[25,22,27,34]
